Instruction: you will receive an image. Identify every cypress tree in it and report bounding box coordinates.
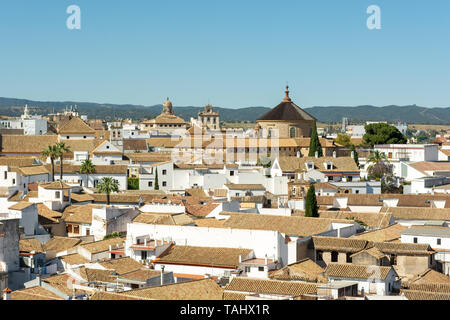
[154,169,159,190]
[308,121,323,157]
[350,145,359,167]
[305,184,318,217]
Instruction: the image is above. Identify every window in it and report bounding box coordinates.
[292,187,296,196]
[437,239,442,245]
[67,224,73,233]
[4,171,6,179]
[73,225,80,234]
[245,266,250,273]
[346,253,352,263]
[148,181,153,187]
[258,267,264,272]
[55,191,60,198]
[12,178,15,184]
[162,181,167,187]
[83,136,86,139]
[141,251,147,260]
[390,254,397,265]
[230,171,234,176]
[86,228,90,236]
[388,152,393,159]
[316,250,323,262]
[355,190,359,194]
[67,136,70,139]
[331,251,338,262]
[162,170,167,175]
[413,237,418,244]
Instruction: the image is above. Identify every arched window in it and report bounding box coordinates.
[290,127,296,138]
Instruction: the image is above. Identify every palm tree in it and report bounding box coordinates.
[42,145,59,182]
[367,150,388,164]
[97,177,120,205]
[80,159,95,187]
[55,142,71,181]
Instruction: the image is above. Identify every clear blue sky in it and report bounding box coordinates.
[0,0,449,109]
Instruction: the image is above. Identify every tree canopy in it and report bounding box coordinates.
[97,177,120,205]
[362,123,406,147]
[335,133,352,147]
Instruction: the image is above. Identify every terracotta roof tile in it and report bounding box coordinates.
[154,245,253,268]
[19,238,44,253]
[58,117,95,134]
[312,236,369,253]
[44,236,82,253]
[99,257,144,275]
[118,278,223,300]
[222,213,351,237]
[269,259,326,283]
[60,253,89,265]
[80,237,125,254]
[350,223,408,242]
[225,277,317,297]
[400,289,450,300]
[8,201,34,211]
[278,156,358,173]
[11,286,64,300]
[325,263,395,280]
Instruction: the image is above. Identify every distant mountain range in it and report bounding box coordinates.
[0,97,449,124]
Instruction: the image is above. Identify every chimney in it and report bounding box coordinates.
[333,151,337,158]
[264,254,268,265]
[238,255,242,263]
[315,151,318,158]
[3,288,12,300]
[351,151,355,159]
[160,265,165,286]
[144,238,147,246]
[37,272,42,286]
[296,151,300,158]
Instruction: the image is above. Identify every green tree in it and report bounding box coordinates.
[335,133,352,147]
[154,169,159,190]
[362,123,406,147]
[367,150,388,164]
[97,177,120,205]
[127,177,139,190]
[80,159,96,187]
[55,142,71,181]
[256,156,271,168]
[103,232,121,240]
[42,145,59,182]
[305,184,319,217]
[350,145,359,167]
[308,121,323,157]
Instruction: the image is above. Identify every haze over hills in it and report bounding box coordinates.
[0,97,449,124]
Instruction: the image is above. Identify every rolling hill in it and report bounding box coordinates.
[0,97,449,124]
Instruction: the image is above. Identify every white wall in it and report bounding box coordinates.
[126,223,287,265]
